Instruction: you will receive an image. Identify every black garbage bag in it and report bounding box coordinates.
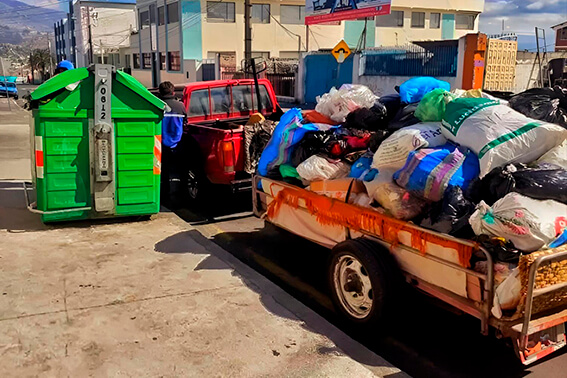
[467,163,567,205]
[388,102,420,130]
[290,130,334,167]
[344,107,388,130]
[508,86,567,128]
[476,235,521,264]
[379,93,402,124]
[420,186,475,238]
[368,130,390,153]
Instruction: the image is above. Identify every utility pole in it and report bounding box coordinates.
[29,52,34,84]
[87,6,94,65]
[244,0,252,69]
[1,58,12,111]
[47,33,54,76]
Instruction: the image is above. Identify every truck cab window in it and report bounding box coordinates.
[210,86,231,114]
[188,89,210,117]
[233,85,252,113]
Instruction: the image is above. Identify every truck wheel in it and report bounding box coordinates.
[186,164,208,203]
[328,238,399,330]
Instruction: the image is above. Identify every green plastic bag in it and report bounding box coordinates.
[279,164,300,179]
[415,89,456,122]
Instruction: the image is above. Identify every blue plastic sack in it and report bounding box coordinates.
[258,108,325,176]
[399,77,451,104]
[393,144,480,202]
[349,152,378,181]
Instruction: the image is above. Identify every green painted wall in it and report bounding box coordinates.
[442,14,455,40]
[344,20,375,48]
[181,0,203,60]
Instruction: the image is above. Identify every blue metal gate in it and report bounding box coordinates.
[304,53,354,103]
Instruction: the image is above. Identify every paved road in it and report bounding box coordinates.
[173,191,567,378]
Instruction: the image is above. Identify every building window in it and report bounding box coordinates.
[142,53,152,69]
[456,14,476,30]
[158,6,165,26]
[376,10,404,27]
[125,54,131,68]
[252,4,270,24]
[411,12,425,28]
[168,51,180,71]
[280,5,305,25]
[160,53,166,70]
[133,53,140,69]
[139,10,150,30]
[559,27,567,40]
[150,4,156,24]
[207,2,235,23]
[430,12,440,29]
[167,2,179,23]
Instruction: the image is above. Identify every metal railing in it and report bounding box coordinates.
[361,43,459,77]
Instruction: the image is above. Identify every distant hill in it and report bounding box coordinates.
[0,0,66,33]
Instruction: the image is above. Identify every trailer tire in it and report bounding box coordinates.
[328,238,399,331]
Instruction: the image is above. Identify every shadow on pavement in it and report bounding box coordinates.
[0,180,155,232]
[154,227,398,373]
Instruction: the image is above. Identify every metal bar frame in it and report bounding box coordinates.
[520,250,567,350]
[22,181,91,215]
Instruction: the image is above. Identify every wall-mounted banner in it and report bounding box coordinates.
[305,0,391,26]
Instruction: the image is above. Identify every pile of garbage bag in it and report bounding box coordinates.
[256,79,567,317]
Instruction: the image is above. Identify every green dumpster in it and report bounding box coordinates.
[26,65,165,223]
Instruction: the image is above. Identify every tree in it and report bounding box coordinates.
[29,48,54,79]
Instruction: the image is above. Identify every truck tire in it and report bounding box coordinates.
[328,238,400,331]
[185,161,209,205]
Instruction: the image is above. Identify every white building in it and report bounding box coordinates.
[71,0,137,68]
[127,0,484,87]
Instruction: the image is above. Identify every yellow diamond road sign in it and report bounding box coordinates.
[332,40,351,63]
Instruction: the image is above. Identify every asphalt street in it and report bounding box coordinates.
[174,189,567,378]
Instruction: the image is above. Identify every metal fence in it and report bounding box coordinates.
[267,73,296,97]
[361,42,459,77]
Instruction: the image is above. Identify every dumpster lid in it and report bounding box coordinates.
[115,70,165,110]
[31,68,89,100]
[31,68,166,111]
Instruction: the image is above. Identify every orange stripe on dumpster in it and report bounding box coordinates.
[35,136,44,179]
[154,135,162,175]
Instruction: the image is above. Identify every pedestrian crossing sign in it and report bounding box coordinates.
[331,40,351,63]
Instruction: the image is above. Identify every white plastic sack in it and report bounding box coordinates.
[365,172,426,220]
[536,139,567,169]
[296,155,350,182]
[315,84,378,123]
[492,268,521,318]
[469,192,567,252]
[442,98,567,178]
[371,123,447,172]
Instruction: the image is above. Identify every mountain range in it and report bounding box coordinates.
[0,0,67,34]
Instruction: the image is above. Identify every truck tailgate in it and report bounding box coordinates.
[189,123,245,185]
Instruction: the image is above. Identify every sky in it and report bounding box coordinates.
[478,0,566,50]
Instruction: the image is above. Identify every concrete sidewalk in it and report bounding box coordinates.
[0,101,406,377]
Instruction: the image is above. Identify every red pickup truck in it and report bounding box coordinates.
[164,79,280,204]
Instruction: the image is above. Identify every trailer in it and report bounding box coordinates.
[252,175,567,365]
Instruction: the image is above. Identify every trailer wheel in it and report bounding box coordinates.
[328,238,399,330]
